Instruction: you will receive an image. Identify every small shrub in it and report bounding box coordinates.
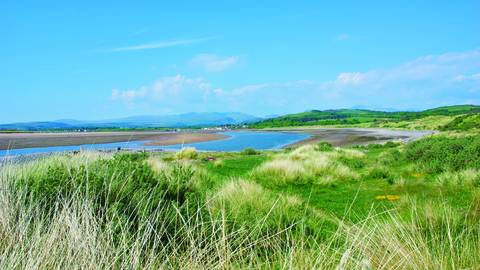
[404,134,480,173]
[384,141,400,148]
[367,165,390,179]
[243,147,257,155]
[340,157,365,169]
[316,142,334,152]
[347,144,365,150]
[367,143,383,149]
[389,149,402,161]
[387,176,396,185]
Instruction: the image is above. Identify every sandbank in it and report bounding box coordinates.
[240,128,437,148]
[0,131,229,151]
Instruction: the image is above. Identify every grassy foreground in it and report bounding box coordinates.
[1,134,480,269]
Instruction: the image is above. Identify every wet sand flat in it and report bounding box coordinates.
[0,131,229,150]
[0,128,437,151]
[240,128,437,148]
[140,133,229,146]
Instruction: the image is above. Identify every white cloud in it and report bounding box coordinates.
[462,98,480,104]
[107,48,480,114]
[211,48,480,112]
[335,72,366,84]
[189,54,246,72]
[334,34,350,41]
[108,87,147,101]
[128,28,147,37]
[151,75,206,101]
[456,73,480,81]
[107,38,211,52]
[108,75,223,112]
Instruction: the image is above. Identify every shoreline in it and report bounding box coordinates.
[238,128,438,148]
[140,133,230,146]
[0,131,228,151]
[0,128,438,153]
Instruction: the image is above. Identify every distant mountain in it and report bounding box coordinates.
[52,119,88,125]
[0,112,263,130]
[265,114,280,118]
[0,122,73,130]
[350,105,398,112]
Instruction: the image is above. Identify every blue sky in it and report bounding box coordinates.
[1,0,479,124]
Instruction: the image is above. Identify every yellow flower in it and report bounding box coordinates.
[376,195,401,200]
[412,173,427,178]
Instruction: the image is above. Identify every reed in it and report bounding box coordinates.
[1,151,479,269]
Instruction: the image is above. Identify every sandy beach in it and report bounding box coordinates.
[0,128,437,151]
[241,128,438,148]
[0,131,230,151]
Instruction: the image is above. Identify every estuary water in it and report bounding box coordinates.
[0,132,312,156]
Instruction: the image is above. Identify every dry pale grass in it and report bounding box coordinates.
[174,147,198,160]
[3,150,110,183]
[145,156,171,174]
[436,168,480,187]
[329,205,479,269]
[208,179,271,215]
[2,153,480,269]
[213,159,223,167]
[254,145,361,185]
[254,159,308,185]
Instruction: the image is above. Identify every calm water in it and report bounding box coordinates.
[0,132,311,156]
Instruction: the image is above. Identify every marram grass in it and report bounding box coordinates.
[252,145,361,186]
[1,151,479,269]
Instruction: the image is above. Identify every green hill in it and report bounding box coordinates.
[249,105,480,130]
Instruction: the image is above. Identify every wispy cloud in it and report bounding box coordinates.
[128,28,147,37]
[109,87,147,101]
[189,54,246,72]
[456,73,480,81]
[107,48,480,114]
[106,38,211,52]
[333,34,365,42]
[108,75,215,110]
[334,34,350,41]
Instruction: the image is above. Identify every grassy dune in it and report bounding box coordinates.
[1,134,480,269]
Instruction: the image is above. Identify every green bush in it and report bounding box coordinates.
[384,141,398,148]
[404,134,480,173]
[243,147,257,155]
[389,149,402,161]
[350,141,400,150]
[340,157,365,169]
[367,166,390,179]
[346,144,365,150]
[316,142,334,151]
[440,114,480,131]
[367,143,383,149]
[20,154,202,223]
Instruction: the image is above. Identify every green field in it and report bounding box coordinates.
[2,131,479,269]
[249,105,480,130]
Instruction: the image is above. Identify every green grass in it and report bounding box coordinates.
[200,154,268,182]
[426,104,480,112]
[249,105,480,130]
[1,136,480,269]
